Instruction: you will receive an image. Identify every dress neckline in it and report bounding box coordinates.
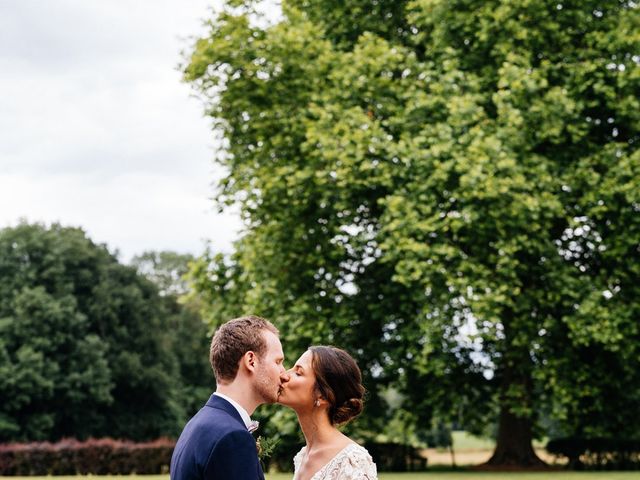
[294,443,361,480]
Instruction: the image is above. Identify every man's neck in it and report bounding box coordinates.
[215,383,259,416]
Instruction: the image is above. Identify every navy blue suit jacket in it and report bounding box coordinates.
[170,394,264,480]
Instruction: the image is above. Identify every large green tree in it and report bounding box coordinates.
[184,0,640,466]
[0,223,184,441]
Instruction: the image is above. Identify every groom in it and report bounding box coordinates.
[170,315,289,480]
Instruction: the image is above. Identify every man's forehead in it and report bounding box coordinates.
[264,330,284,354]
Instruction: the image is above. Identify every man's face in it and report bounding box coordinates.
[254,330,288,404]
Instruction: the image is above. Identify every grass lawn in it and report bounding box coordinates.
[268,474,638,479]
[3,473,638,480]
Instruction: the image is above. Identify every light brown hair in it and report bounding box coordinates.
[210,315,279,383]
[309,346,365,425]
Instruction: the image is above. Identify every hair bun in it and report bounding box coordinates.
[331,397,364,425]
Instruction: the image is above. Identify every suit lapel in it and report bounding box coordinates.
[206,394,246,428]
[207,394,264,479]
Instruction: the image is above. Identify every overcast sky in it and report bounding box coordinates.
[0,0,246,262]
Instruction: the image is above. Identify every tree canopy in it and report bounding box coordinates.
[184,0,640,466]
[0,223,202,441]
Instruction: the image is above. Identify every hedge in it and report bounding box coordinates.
[547,437,640,470]
[0,438,174,475]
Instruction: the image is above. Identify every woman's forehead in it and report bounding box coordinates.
[295,350,313,367]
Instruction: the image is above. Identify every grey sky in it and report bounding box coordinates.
[0,0,243,261]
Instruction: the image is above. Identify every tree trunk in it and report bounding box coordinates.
[483,308,548,469]
[485,405,547,468]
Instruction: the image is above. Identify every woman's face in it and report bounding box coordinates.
[278,350,317,409]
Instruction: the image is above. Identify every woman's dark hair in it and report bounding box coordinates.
[309,346,365,425]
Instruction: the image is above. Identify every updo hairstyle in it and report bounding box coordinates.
[309,346,365,425]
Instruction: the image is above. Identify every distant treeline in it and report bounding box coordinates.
[0,222,212,442]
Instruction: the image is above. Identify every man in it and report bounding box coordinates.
[170,315,289,480]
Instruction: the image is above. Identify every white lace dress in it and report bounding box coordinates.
[293,443,377,480]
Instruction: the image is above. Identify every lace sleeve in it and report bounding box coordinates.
[330,445,378,480]
[293,446,305,474]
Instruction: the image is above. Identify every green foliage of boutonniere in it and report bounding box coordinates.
[256,435,278,461]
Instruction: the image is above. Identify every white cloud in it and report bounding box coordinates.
[0,170,241,260]
[0,0,244,261]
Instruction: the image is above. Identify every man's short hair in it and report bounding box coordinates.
[209,315,279,383]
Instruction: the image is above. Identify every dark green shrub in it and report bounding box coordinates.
[547,437,640,470]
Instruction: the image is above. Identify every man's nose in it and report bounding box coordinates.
[280,370,291,382]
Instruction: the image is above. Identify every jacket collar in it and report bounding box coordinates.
[205,393,246,428]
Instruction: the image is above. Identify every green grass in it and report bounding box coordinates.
[269,474,637,479]
[4,473,638,480]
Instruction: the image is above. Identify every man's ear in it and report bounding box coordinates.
[241,351,257,373]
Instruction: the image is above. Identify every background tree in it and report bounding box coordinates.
[184,0,640,467]
[131,251,213,417]
[0,223,185,441]
[132,251,194,297]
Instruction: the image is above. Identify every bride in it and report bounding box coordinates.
[278,345,377,480]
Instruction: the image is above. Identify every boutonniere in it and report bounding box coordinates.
[255,435,278,461]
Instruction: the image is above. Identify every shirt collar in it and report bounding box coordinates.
[213,392,253,429]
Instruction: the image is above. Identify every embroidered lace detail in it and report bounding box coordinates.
[293,443,377,480]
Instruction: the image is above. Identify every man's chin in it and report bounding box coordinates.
[264,394,279,404]
[276,389,288,405]
[266,388,284,405]
[256,390,278,405]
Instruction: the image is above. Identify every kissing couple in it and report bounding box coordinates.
[170,315,377,480]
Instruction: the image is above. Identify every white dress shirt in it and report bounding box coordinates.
[213,392,253,429]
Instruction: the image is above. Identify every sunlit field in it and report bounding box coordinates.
[416,431,561,467]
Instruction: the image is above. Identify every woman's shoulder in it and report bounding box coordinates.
[336,443,377,478]
[293,445,307,469]
[343,442,370,455]
[343,442,374,462]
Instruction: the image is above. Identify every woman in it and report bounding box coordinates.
[278,345,377,480]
